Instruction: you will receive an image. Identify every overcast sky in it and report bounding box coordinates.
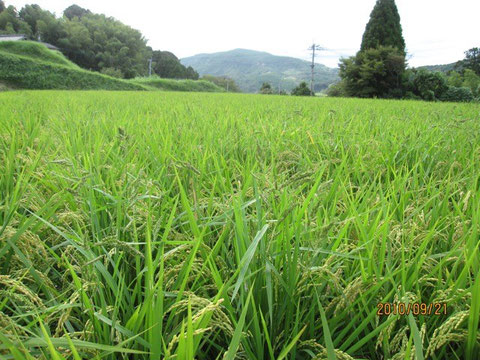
[6,0,480,67]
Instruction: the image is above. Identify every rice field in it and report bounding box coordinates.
[0,91,479,359]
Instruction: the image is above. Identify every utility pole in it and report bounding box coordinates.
[148,58,152,77]
[308,44,324,96]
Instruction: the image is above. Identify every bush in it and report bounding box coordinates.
[260,82,273,94]
[403,91,421,100]
[447,71,463,87]
[441,86,474,102]
[326,81,348,97]
[462,69,480,96]
[404,69,478,102]
[291,81,311,96]
[100,67,124,79]
[385,87,404,99]
[0,81,9,91]
[410,70,448,101]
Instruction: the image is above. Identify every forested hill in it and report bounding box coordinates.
[0,1,198,80]
[418,63,457,73]
[181,49,339,93]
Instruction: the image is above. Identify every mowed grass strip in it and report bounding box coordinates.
[0,91,479,359]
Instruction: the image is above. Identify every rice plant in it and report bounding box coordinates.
[0,91,479,359]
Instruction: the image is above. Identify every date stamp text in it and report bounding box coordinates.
[377,302,447,316]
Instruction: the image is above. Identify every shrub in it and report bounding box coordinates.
[100,67,124,79]
[385,87,404,99]
[440,86,474,102]
[326,81,348,97]
[411,70,448,101]
[291,81,311,96]
[403,91,421,100]
[462,69,480,96]
[447,71,463,87]
[260,82,273,94]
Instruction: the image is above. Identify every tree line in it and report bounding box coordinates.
[0,1,199,80]
[259,81,310,96]
[327,0,479,102]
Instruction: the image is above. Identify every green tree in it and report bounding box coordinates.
[185,66,199,80]
[326,80,348,97]
[0,2,196,81]
[19,4,61,42]
[411,70,448,101]
[36,17,65,44]
[63,5,90,20]
[339,46,405,98]
[260,82,273,94]
[447,71,463,87]
[57,9,150,78]
[57,18,94,68]
[0,5,32,36]
[338,0,406,99]
[462,69,480,95]
[151,50,198,79]
[441,86,474,102]
[291,81,311,96]
[461,48,480,75]
[360,0,405,54]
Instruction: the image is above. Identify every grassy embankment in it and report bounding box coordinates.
[0,41,223,92]
[131,77,224,92]
[0,91,479,359]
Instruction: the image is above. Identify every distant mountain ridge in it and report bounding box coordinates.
[418,62,458,73]
[181,48,339,93]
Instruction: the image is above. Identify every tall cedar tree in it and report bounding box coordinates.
[360,0,405,54]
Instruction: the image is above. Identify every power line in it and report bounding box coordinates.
[308,44,325,96]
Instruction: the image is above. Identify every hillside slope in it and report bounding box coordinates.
[418,62,458,73]
[0,41,79,68]
[0,41,146,90]
[0,41,225,92]
[181,48,339,93]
